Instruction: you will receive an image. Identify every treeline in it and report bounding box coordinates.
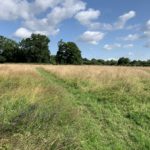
[0,34,82,64]
[0,34,150,66]
[82,57,150,66]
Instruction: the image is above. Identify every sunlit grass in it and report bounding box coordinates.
[0,64,150,149]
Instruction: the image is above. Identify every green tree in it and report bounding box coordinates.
[118,57,130,65]
[19,34,50,63]
[56,40,82,64]
[91,58,98,65]
[50,55,56,65]
[65,42,82,64]
[106,60,118,66]
[82,58,91,65]
[0,55,6,63]
[56,40,67,64]
[0,35,19,62]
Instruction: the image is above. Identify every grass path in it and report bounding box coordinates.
[37,67,150,150]
[0,66,150,150]
[37,68,107,149]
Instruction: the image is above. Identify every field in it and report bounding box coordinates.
[0,64,150,150]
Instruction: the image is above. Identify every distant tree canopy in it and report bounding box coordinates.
[0,34,150,66]
[19,34,50,63]
[118,57,130,65]
[56,40,82,64]
[0,34,50,63]
[82,57,150,66]
[0,36,19,62]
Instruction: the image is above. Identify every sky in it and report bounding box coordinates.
[0,0,150,60]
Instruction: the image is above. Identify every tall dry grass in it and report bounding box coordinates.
[42,65,150,91]
[0,64,150,149]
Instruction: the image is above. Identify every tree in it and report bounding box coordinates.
[19,34,50,63]
[82,58,91,65]
[50,55,56,65]
[91,58,98,65]
[97,59,105,65]
[0,35,19,62]
[56,40,82,64]
[56,40,67,64]
[65,42,82,64]
[118,57,130,65]
[106,60,118,65]
[0,55,6,63]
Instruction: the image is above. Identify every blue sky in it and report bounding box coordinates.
[0,0,150,60]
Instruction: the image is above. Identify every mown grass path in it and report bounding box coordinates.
[37,67,150,150]
[37,68,106,149]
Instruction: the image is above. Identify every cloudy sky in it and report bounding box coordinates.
[0,0,150,60]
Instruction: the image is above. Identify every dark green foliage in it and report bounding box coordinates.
[66,42,82,64]
[56,40,67,64]
[82,58,91,65]
[0,55,6,63]
[56,40,82,64]
[82,57,150,66]
[50,55,57,64]
[82,58,118,65]
[0,34,51,63]
[118,57,130,65]
[130,60,150,66]
[106,60,118,65]
[19,34,50,63]
[0,35,19,62]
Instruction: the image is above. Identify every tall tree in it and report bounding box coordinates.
[0,36,19,62]
[56,40,82,64]
[56,40,67,64]
[19,34,50,63]
[65,42,82,64]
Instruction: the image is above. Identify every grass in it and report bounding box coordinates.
[0,64,150,150]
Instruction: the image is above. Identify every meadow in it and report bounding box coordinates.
[0,64,150,150]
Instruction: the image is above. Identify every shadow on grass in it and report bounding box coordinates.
[0,103,37,137]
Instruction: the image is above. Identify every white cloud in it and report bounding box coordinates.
[104,43,134,50]
[128,52,134,56]
[126,24,141,31]
[14,27,52,39]
[142,20,150,47]
[0,0,139,46]
[122,34,139,41]
[146,20,150,30]
[35,0,62,11]
[103,44,113,50]
[142,20,150,38]
[14,27,32,38]
[0,0,87,38]
[114,11,136,29]
[97,11,136,31]
[80,31,105,45]
[0,0,31,20]
[104,43,121,50]
[75,8,100,28]
[75,9,137,31]
[0,0,18,20]
[120,19,150,45]
[47,1,85,26]
[123,44,134,48]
